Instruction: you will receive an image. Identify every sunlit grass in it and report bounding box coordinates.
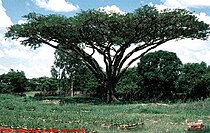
[0,94,210,132]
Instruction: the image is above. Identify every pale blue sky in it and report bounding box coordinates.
[3,0,210,23]
[0,0,210,78]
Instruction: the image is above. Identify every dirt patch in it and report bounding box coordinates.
[42,99,60,105]
[140,103,171,107]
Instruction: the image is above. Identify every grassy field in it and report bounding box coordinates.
[0,94,210,133]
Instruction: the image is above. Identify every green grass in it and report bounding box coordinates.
[0,94,210,133]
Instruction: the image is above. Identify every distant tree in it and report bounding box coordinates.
[27,78,40,91]
[72,65,99,95]
[116,67,138,94]
[137,50,182,100]
[5,5,210,102]
[0,81,9,93]
[27,77,59,92]
[177,62,210,100]
[36,77,58,92]
[0,69,28,93]
[116,67,139,100]
[51,49,98,96]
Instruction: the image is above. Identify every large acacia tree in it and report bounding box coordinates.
[5,5,210,102]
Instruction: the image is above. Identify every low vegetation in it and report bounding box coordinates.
[0,94,210,132]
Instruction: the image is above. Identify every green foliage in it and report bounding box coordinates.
[137,50,182,100]
[0,69,28,93]
[51,49,98,93]
[27,78,40,91]
[5,7,210,49]
[28,77,58,91]
[135,51,210,101]
[116,67,138,93]
[177,62,210,100]
[76,67,98,93]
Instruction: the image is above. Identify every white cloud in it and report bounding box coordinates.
[151,0,210,65]
[0,50,4,58]
[0,41,55,78]
[154,38,210,64]
[157,0,210,9]
[0,0,13,49]
[18,20,27,25]
[0,64,8,74]
[196,12,210,25]
[9,45,55,78]
[0,0,12,28]
[98,5,125,15]
[34,0,79,12]
[0,0,55,78]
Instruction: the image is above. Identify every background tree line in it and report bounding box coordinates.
[117,50,210,101]
[1,50,210,101]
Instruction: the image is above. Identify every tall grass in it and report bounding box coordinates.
[0,94,209,132]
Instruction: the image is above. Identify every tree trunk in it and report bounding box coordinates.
[94,69,121,103]
[70,78,74,97]
[104,79,118,103]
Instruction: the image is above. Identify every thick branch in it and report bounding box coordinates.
[116,43,149,75]
[35,35,105,81]
[112,45,128,76]
[64,43,105,79]
[117,39,173,80]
